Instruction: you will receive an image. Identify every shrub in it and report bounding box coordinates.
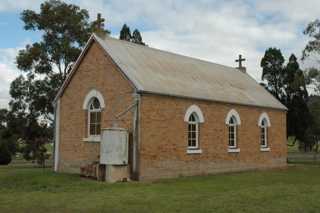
[0,141,12,165]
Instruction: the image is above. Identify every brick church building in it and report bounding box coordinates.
[53,34,287,181]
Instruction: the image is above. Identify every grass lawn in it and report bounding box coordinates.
[1,164,320,213]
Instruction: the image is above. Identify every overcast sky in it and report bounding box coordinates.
[0,0,319,108]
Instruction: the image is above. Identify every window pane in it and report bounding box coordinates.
[261,127,267,146]
[189,114,195,122]
[191,124,196,131]
[228,125,236,147]
[92,98,101,109]
[90,124,96,135]
[191,131,196,139]
[96,112,101,122]
[229,117,234,124]
[89,112,95,123]
[96,124,101,135]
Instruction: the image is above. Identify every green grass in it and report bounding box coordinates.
[1,165,320,213]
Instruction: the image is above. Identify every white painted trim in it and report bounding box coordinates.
[187,149,202,154]
[258,112,271,127]
[54,99,60,172]
[228,148,240,153]
[82,89,105,109]
[225,109,241,125]
[260,147,270,152]
[83,136,101,142]
[184,105,205,123]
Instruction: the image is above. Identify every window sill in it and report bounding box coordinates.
[83,136,101,143]
[187,149,202,154]
[260,147,270,152]
[228,148,240,153]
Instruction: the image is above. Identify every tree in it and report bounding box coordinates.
[4,0,109,164]
[305,68,320,95]
[119,24,146,45]
[15,0,109,120]
[260,50,311,146]
[132,29,145,45]
[303,19,320,60]
[0,109,8,129]
[283,54,310,145]
[0,141,12,165]
[260,48,285,101]
[306,96,320,151]
[119,24,131,41]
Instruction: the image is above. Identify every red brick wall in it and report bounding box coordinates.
[139,94,287,180]
[58,41,135,173]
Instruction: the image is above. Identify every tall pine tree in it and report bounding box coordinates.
[119,24,131,41]
[119,24,146,45]
[284,54,310,145]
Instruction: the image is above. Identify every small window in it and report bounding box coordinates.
[188,113,199,149]
[228,116,238,148]
[88,97,101,136]
[260,118,268,148]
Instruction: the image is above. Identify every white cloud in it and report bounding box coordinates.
[0,48,21,108]
[1,0,320,107]
[256,0,320,24]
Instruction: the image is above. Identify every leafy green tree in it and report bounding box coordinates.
[4,0,109,164]
[261,50,311,146]
[303,19,320,60]
[15,0,109,120]
[260,48,285,101]
[305,68,320,95]
[308,95,320,136]
[284,54,310,144]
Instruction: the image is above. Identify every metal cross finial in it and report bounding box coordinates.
[235,54,246,68]
[96,13,105,30]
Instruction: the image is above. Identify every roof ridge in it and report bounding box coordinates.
[98,34,241,73]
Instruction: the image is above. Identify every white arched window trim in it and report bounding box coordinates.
[225,109,241,153]
[184,105,205,123]
[225,109,241,125]
[82,89,105,110]
[258,112,271,127]
[82,89,105,143]
[184,105,204,154]
[258,113,271,152]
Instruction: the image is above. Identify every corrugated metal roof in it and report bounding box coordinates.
[94,35,286,110]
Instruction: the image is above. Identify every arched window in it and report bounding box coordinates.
[88,97,102,136]
[258,113,271,149]
[82,89,105,141]
[260,118,268,148]
[228,116,238,148]
[188,112,199,149]
[184,105,204,152]
[225,109,241,150]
